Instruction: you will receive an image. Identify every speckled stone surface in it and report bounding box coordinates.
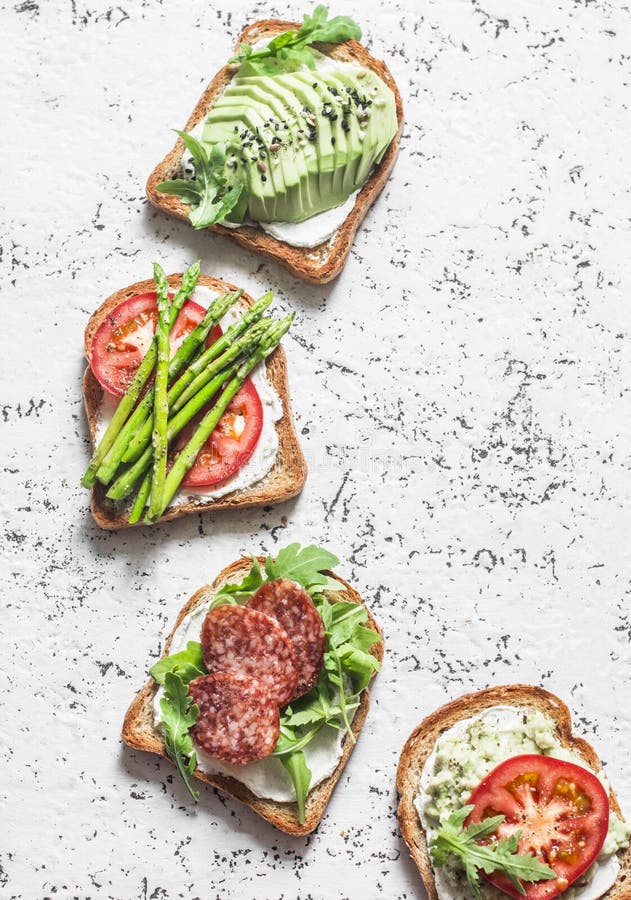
[2,0,631,897]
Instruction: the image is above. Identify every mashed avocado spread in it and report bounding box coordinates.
[416,707,630,900]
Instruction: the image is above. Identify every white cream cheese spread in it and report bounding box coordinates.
[415,706,629,900]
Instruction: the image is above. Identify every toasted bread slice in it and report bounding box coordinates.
[122,557,384,835]
[83,273,306,530]
[146,19,404,284]
[397,685,631,899]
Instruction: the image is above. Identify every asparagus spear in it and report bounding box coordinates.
[128,473,152,525]
[168,292,275,416]
[81,261,201,487]
[94,289,241,485]
[120,316,273,469]
[105,359,243,500]
[147,264,171,519]
[145,314,294,523]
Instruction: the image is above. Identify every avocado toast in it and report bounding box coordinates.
[147,10,404,283]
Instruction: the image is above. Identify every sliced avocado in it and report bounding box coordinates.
[242,75,312,220]
[196,56,398,225]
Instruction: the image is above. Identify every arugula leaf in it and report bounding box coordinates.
[264,543,340,593]
[150,640,205,686]
[157,132,243,229]
[280,750,312,825]
[283,673,359,730]
[334,642,380,691]
[230,6,361,74]
[319,597,381,691]
[430,807,557,900]
[213,558,264,604]
[160,672,200,802]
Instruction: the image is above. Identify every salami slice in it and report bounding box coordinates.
[200,605,298,706]
[188,673,280,765]
[248,579,326,699]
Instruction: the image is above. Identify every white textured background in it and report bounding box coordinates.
[2,0,631,897]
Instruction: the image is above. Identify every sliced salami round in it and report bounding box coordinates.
[188,673,280,765]
[200,604,298,707]
[247,579,326,700]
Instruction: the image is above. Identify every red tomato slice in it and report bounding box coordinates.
[90,292,222,397]
[466,754,609,900]
[179,378,264,488]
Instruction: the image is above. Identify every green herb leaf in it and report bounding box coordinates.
[264,543,340,592]
[157,132,243,229]
[229,6,361,73]
[299,5,361,44]
[213,558,264,604]
[159,672,200,802]
[150,640,205,686]
[283,673,359,730]
[334,641,380,691]
[430,806,557,899]
[280,750,312,825]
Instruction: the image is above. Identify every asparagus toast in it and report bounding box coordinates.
[81,263,306,528]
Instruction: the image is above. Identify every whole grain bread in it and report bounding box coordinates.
[146,19,404,284]
[397,684,631,899]
[122,557,384,835]
[83,273,307,530]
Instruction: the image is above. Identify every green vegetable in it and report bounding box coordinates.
[147,263,172,520]
[156,134,243,229]
[159,672,200,802]
[145,315,294,522]
[265,543,341,593]
[127,290,273,455]
[105,360,242,501]
[120,316,272,471]
[80,261,200,487]
[150,641,205,686]
[280,751,312,825]
[213,558,265,604]
[127,473,152,525]
[430,806,557,900]
[230,6,361,74]
[95,289,241,484]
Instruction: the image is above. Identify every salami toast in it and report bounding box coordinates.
[396,685,631,900]
[146,19,404,285]
[82,273,307,530]
[122,557,384,835]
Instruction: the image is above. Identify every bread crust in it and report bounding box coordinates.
[396,685,630,900]
[146,19,404,284]
[83,273,307,529]
[122,558,384,835]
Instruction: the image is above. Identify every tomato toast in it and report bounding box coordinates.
[122,546,384,835]
[397,685,631,900]
[82,269,306,529]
